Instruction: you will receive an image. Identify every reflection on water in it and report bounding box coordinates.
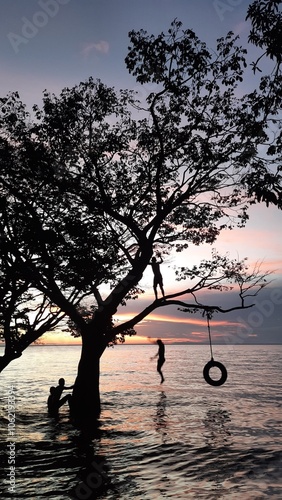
[202,402,232,448]
[0,345,282,498]
[154,391,168,441]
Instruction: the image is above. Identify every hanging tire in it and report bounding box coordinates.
[203,359,228,386]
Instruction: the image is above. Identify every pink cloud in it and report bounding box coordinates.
[81,40,110,58]
[233,21,248,36]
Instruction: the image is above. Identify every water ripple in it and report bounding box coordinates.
[0,344,282,499]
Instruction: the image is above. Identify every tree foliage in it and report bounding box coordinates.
[247,0,282,65]
[0,3,281,375]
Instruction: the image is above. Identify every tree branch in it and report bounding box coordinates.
[111,296,254,338]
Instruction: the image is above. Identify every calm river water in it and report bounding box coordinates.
[0,344,281,499]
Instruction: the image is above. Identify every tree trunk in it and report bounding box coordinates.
[71,332,106,431]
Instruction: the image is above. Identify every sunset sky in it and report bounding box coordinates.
[1,0,281,346]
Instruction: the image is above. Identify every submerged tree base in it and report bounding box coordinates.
[70,374,101,432]
[70,404,102,435]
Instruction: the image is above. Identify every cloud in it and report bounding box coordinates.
[114,281,282,345]
[81,40,110,58]
[233,20,249,36]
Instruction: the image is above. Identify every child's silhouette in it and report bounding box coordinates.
[150,254,165,299]
[151,339,165,383]
[47,378,73,416]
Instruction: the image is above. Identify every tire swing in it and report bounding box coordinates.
[203,314,227,387]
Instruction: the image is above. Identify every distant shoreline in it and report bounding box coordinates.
[2,342,280,347]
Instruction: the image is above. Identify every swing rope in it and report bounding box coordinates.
[204,312,228,386]
[207,314,214,361]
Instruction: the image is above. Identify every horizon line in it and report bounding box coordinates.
[15,342,282,346]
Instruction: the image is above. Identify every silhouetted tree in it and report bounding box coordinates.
[0,3,281,428]
[244,0,282,206]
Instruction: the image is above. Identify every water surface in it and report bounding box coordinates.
[0,344,281,499]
